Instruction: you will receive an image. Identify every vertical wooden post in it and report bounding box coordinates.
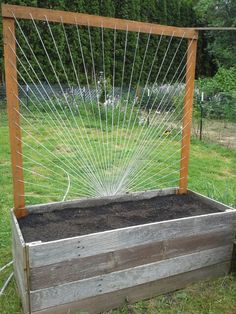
[179,38,198,194]
[3,18,27,217]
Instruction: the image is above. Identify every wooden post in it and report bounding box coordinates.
[179,38,198,194]
[3,17,27,218]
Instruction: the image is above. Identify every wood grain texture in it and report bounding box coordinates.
[30,229,233,290]
[2,4,198,39]
[179,39,198,194]
[30,245,232,311]
[31,261,231,314]
[26,187,178,214]
[11,211,29,313]
[28,210,236,268]
[187,190,233,211]
[230,240,236,273]
[3,18,27,217]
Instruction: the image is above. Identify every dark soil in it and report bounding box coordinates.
[18,194,220,243]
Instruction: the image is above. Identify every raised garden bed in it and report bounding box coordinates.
[12,188,236,314]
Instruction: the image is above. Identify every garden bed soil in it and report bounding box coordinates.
[18,193,221,243]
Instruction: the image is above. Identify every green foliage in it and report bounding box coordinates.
[196,67,236,121]
[1,1,234,121]
[198,67,236,93]
[26,97,140,129]
[0,0,200,85]
[1,0,234,83]
[140,85,184,114]
[194,0,236,68]
[99,102,140,129]
[140,89,173,111]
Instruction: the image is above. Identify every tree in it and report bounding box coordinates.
[195,0,236,68]
[99,0,115,82]
[63,1,86,86]
[0,0,215,86]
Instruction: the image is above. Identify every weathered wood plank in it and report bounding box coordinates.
[32,261,230,314]
[30,245,232,311]
[28,210,236,267]
[230,240,236,274]
[11,211,29,313]
[30,229,233,290]
[26,187,178,214]
[188,189,234,212]
[2,4,198,39]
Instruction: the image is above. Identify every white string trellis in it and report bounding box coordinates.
[10,14,196,205]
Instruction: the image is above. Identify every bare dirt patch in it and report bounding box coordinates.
[18,193,220,243]
[192,119,236,149]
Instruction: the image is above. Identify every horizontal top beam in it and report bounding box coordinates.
[2,4,198,40]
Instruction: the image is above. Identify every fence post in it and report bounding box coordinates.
[26,84,29,107]
[199,91,204,141]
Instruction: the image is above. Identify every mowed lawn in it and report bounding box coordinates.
[1,107,236,314]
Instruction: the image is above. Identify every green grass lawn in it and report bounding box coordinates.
[0,106,236,313]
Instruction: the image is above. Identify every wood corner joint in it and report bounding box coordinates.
[14,207,29,219]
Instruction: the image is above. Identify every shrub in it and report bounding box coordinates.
[196,67,236,122]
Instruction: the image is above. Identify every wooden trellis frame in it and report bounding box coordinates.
[2,4,198,218]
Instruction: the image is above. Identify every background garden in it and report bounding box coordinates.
[1,0,236,313]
